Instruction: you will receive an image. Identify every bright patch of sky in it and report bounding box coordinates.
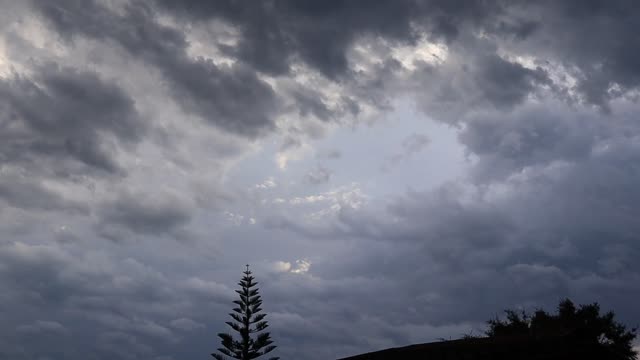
[227,99,468,203]
[206,99,470,273]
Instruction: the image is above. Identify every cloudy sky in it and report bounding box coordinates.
[1,0,640,359]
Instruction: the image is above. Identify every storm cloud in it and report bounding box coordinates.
[0,63,143,175]
[1,1,640,359]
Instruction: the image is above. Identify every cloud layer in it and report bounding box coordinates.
[1,0,640,359]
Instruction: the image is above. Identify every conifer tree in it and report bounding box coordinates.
[212,265,279,360]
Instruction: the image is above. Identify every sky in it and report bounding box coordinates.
[1,0,640,359]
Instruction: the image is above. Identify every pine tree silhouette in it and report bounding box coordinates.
[212,265,279,360]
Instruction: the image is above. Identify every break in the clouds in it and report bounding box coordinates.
[1,0,640,359]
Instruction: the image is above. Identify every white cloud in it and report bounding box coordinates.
[272,261,292,273]
[255,177,277,189]
[290,259,311,274]
[271,259,310,274]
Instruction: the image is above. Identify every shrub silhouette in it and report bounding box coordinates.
[212,265,278,360]
[486,298,637,359]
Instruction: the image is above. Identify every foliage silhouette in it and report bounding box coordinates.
[212,265,278,360]
[486,298,637,360]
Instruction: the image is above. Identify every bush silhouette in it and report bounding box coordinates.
[486,298,637,359]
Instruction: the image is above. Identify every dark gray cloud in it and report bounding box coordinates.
[96,191,194,241]
[507,0,640,107]
[153,0,508,78]
[458,103,604,182]
[32,0,279,138]
[0,63,143,175]
[409,45,552,124]
[290,85,333,121]
[30,0,640,132]
[170,317,204,331]
[154,0,415,77]
[0,240,232,360]
[0,175,86,212]
[150,0,640,112]
[472,54,549,108]
[17,320,68,335]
